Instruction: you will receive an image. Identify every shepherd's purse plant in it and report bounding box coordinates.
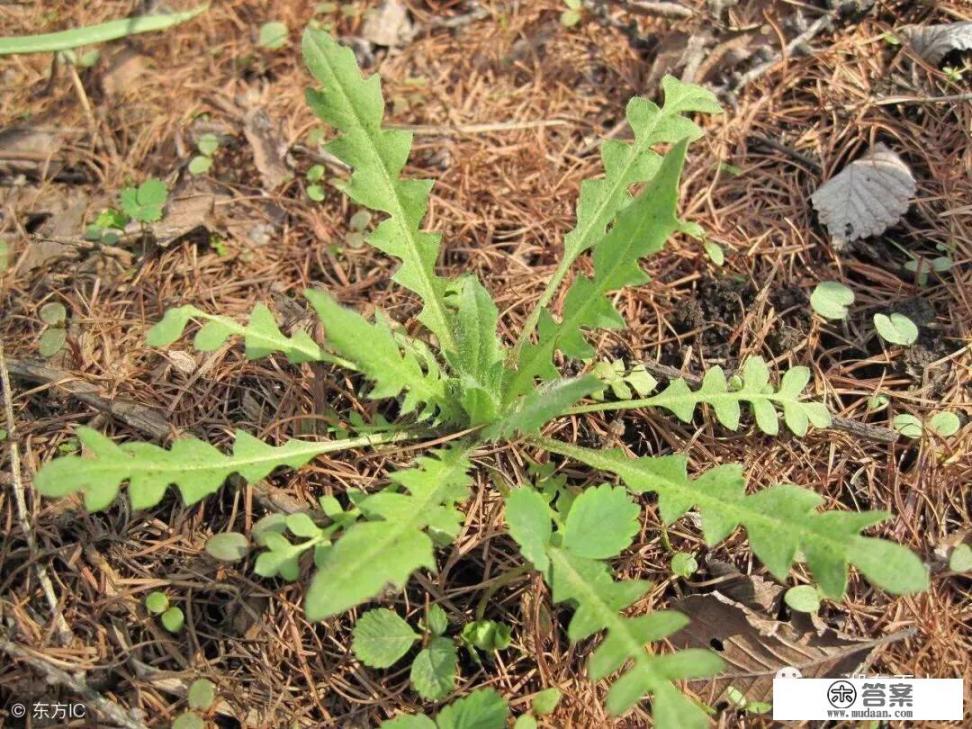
[34,29,929,728]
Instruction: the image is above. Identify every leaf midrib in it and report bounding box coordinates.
[547,547,661,680]
[538,438,867,573]
[305,32,456,354]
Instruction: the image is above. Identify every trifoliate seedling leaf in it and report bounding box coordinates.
[949,544,972,572]
[39,302,66,325]
[562,484,639,560]
[867,394,889,412]
[188,155,212,175]
[205,532,250,562]
[188,678,216,711]
[307,183,326,201]
[461,619,512,651]
[426,604,449,637]
[892,413,923,439]
[784,585,820,613]
[928,411,960,437]
[436,688,508,729]
[810,145,915,243]
[145,591,169,614]
[671,552,698,578]
[258,21,289,49]
[161,606,185,632]
[120,178,168,223]
[874,313,918,346]
[531,687,562,715]
[810,281,854,320]
[38,328,66,357]
[901,22,972,64]
[352,608,419,667]
[172,713,204,729]
[410,636,457,700]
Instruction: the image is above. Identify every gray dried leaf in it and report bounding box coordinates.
[243,109,293,190]
[901,22,972,65]
[361,0,414,48]
[670,589,888,704]
[811,144,915,243]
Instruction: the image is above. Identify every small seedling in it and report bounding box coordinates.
[306,163,326,201]
[873,312,918,346]
[461,618,512,653]
[85,208,129,244]
[671,551,698,578]
[161,606,185,633]
[703,240,725,266]
[258,21,289,50]
[189,133,219,175]
[810,281,854,320]
[904,254,952,286]
[560,0,582,27]
[725,686,772,715]
[188,678,216,711]
[145,591,169,614]
[949,544,972,573]
[352,603,470,701]
[381,688,508,728]
[867,394,889,412]
[120,178,169,224]
[145,593,184,633]
[205,532,250,561]
[893,411,959,439]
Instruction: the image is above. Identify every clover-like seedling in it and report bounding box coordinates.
[874,312,918,346]
[671,551,698,579]
[810,281,854,320]
[120,178,168,224]
[306,163,325,201]
[351,603,464,701]
[189,133,219,175]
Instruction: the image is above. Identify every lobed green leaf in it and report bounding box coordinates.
[302,29,457,352]
[537,438,929,598]
[305,448,472,621]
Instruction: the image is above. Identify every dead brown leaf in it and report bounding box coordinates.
[243,109,292,191]
[670,589,907,706]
